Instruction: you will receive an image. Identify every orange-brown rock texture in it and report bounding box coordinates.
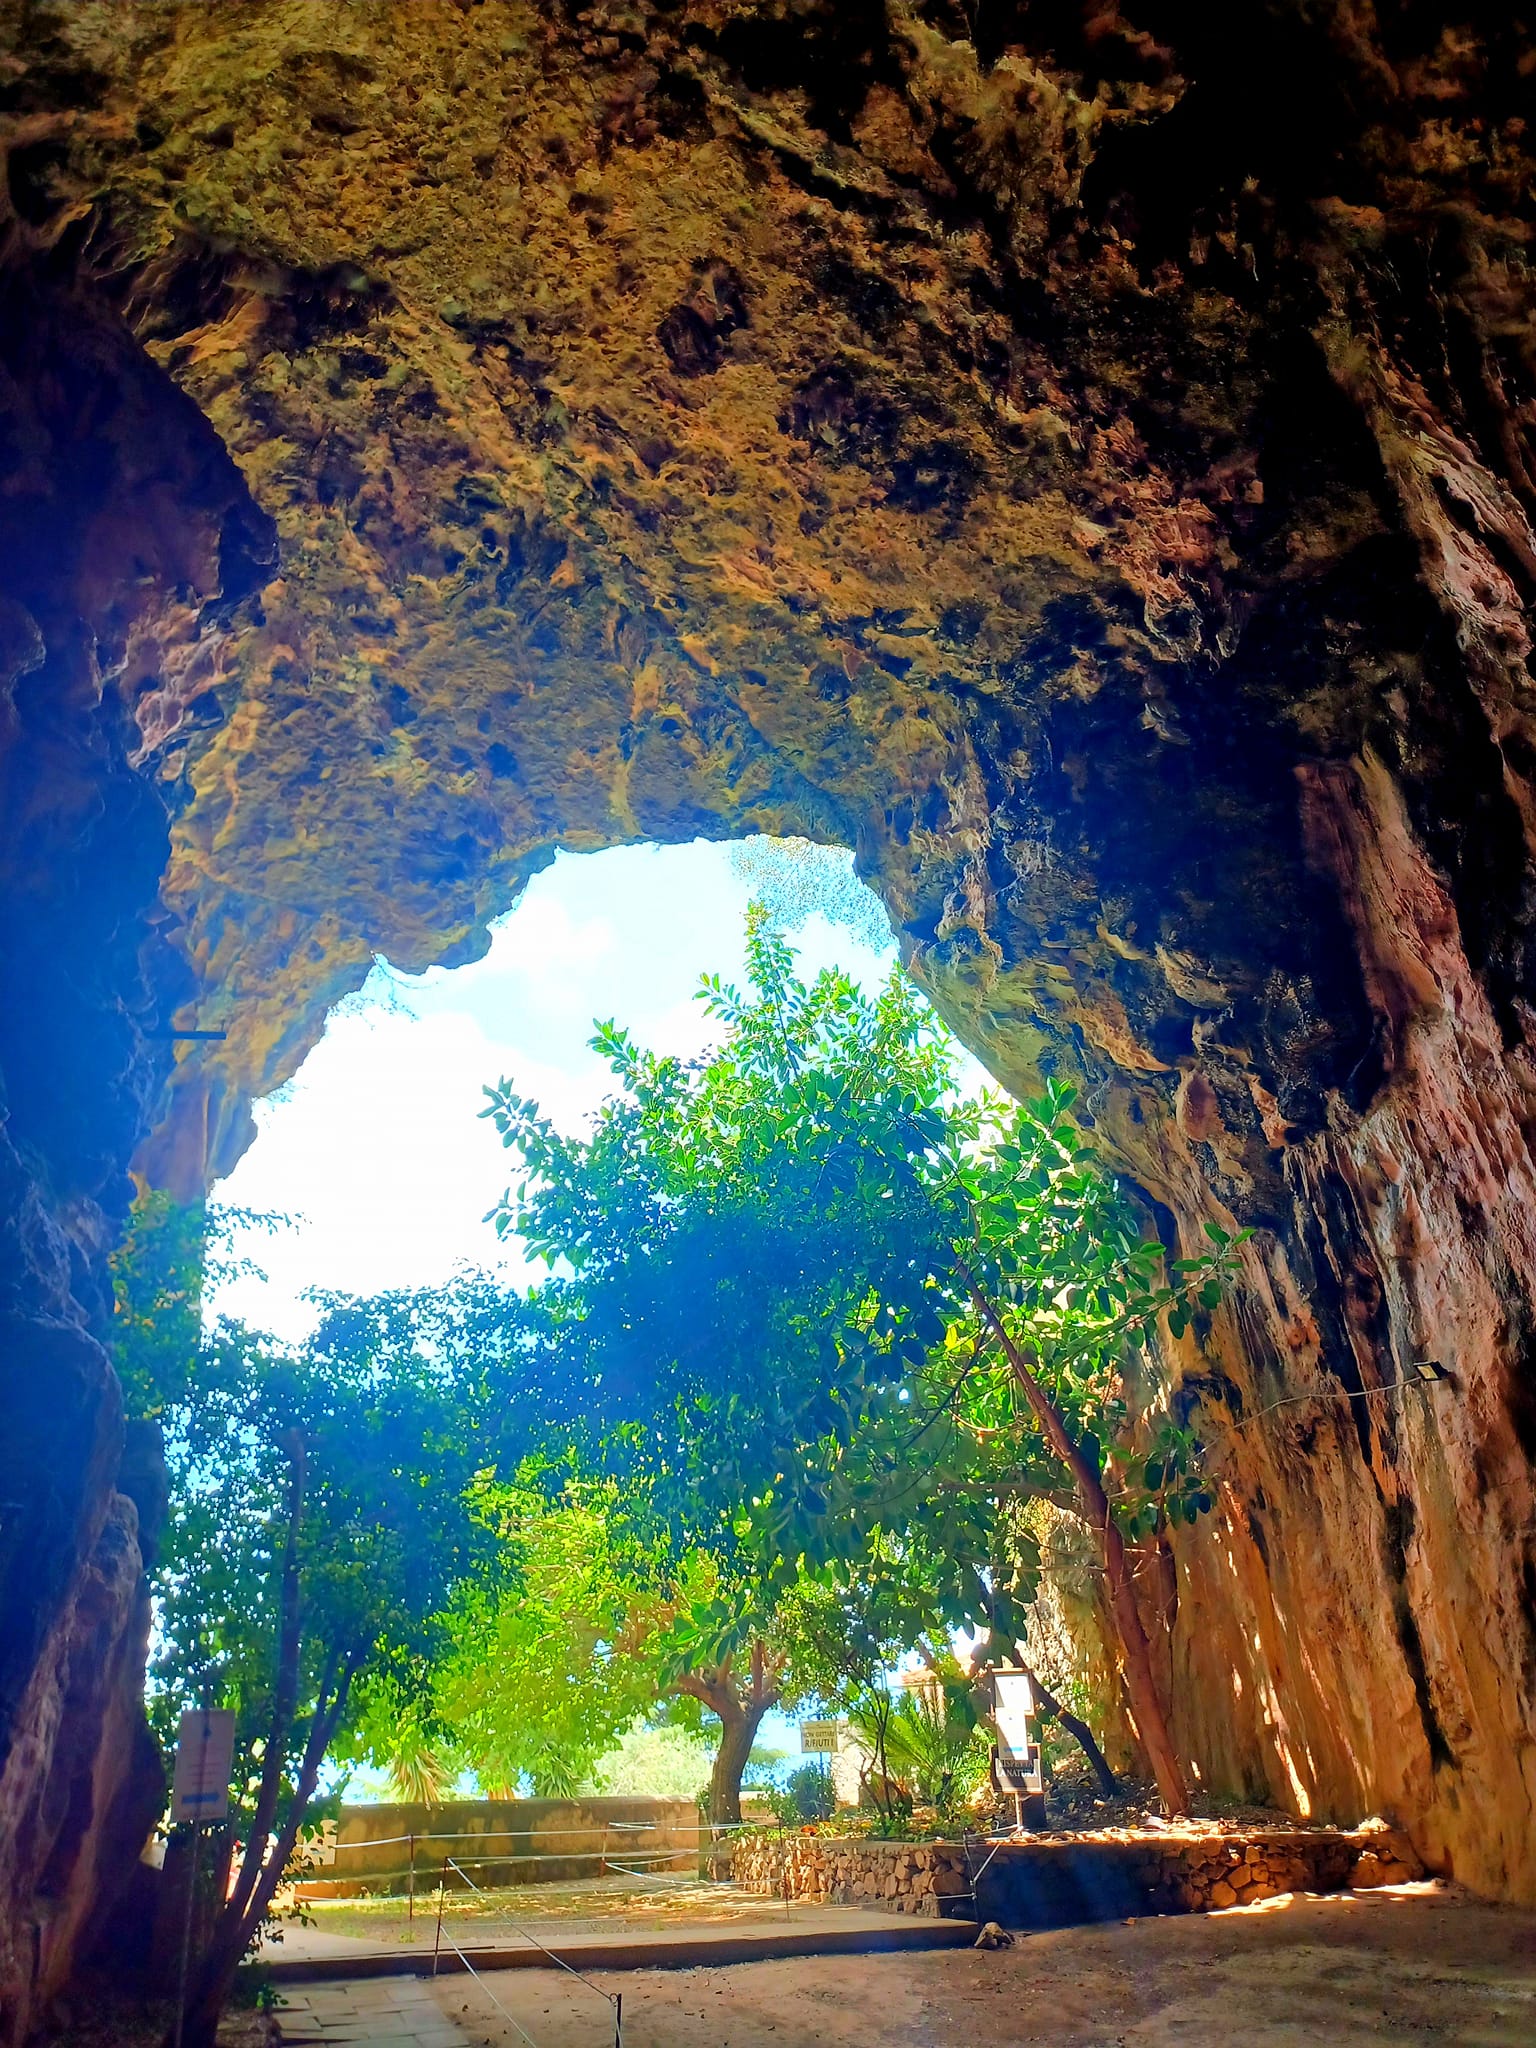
[2,0,1535,2025]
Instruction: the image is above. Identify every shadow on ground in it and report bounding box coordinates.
[320,1885,1536,2048]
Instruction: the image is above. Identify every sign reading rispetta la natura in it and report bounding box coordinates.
[170,1709,237,1825]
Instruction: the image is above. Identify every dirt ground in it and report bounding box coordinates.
[298,1876,803,1945]
[426,1885,1535,2047]
[37,1986,276,2047]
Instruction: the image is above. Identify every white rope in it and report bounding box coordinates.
[439,1857,623,2046]
[443,1943,542,2048]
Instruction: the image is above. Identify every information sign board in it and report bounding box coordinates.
[170,1708,236,1825]
[992,1668,1036,1755]
[799,1719,842,1755]
[988,1667,1044,1799]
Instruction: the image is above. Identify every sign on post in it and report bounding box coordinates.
[799,1719,842,1755]
[170,1709,236,1825]
[986,1667,1044,1819]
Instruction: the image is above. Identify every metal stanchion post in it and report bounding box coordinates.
[171,1820,202,2048]
[613,1988,623,2047]
[407,1833,415,1922]
[432,1860,447,1976]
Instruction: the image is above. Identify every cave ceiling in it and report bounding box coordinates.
[8,0,1528,1201]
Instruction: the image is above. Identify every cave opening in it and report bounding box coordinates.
[209,834,923,1338]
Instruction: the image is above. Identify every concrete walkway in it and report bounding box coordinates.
[262,1894,974,1984]
[265,1903,973,1984]
[275,1978,470,2046]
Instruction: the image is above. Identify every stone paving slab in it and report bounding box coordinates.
[276,1979,471,2047]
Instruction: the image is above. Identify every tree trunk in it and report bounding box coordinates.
[969,1282,1189,1814]
[707,1703,762,1827]
[1013,1654,1118,1798]
[227,1435,306,1923]
[1094,1517,1187,1813]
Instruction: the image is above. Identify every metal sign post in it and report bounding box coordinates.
[169,1709,236,2048]
[798,1718,840,1821]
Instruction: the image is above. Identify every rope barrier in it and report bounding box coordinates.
[434,1856,623,2048]
[306,1818,757,1898]
[324,1821,755,1851]
[314,1847,698,1889]
[599,1858,710,1893]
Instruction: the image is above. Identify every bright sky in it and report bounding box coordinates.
[210,838,968,1338]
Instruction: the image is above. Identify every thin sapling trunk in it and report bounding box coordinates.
[175,1650,358,2048]
[1012,1654,1118,1797]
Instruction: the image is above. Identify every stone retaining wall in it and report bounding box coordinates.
[733,1836,973,1917]
[732,1824,1424,1926]
[296,1797,702,1899]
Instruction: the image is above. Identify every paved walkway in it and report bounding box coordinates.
[262,1897,972,1980]
[275,1978,469,2046]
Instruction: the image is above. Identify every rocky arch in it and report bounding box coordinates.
[2,1,1535,2031]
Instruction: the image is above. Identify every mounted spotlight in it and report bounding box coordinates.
[1230,1355,1457,1434]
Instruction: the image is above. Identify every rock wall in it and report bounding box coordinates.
[731,1821,1423,1923]
[733,1832,974,1915]
[1,0,1535,2009]
[0,198,272,2039]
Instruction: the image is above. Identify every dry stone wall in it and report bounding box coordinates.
[733,1834,973,1918]
[733,1823,1424,1926]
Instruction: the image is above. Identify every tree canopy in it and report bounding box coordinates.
[483,912,1239,1813]
[115,907,1240,2044]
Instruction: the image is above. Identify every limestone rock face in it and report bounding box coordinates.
[0,204,271,2037]
[2,0,1535,2003]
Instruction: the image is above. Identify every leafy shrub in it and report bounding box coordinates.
[763,1762,837,1826]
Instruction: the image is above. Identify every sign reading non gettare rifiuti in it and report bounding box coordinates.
[799,1718,842,1754]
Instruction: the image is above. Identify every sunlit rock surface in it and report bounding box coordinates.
[2,1,1535,2018]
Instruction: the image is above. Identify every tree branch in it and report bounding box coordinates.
[669,1669,736,1721]
[1011,1652,1118,1798]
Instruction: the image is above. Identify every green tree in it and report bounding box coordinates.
[109,1189,283,1418]
[432,1477,658,1798]
[485,913,1238,1815]
[584,1722,715,1802]
[113,1218,501,2048]
[435,1470,800,1825]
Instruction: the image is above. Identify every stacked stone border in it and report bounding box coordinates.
[731,1825,1424,1924]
